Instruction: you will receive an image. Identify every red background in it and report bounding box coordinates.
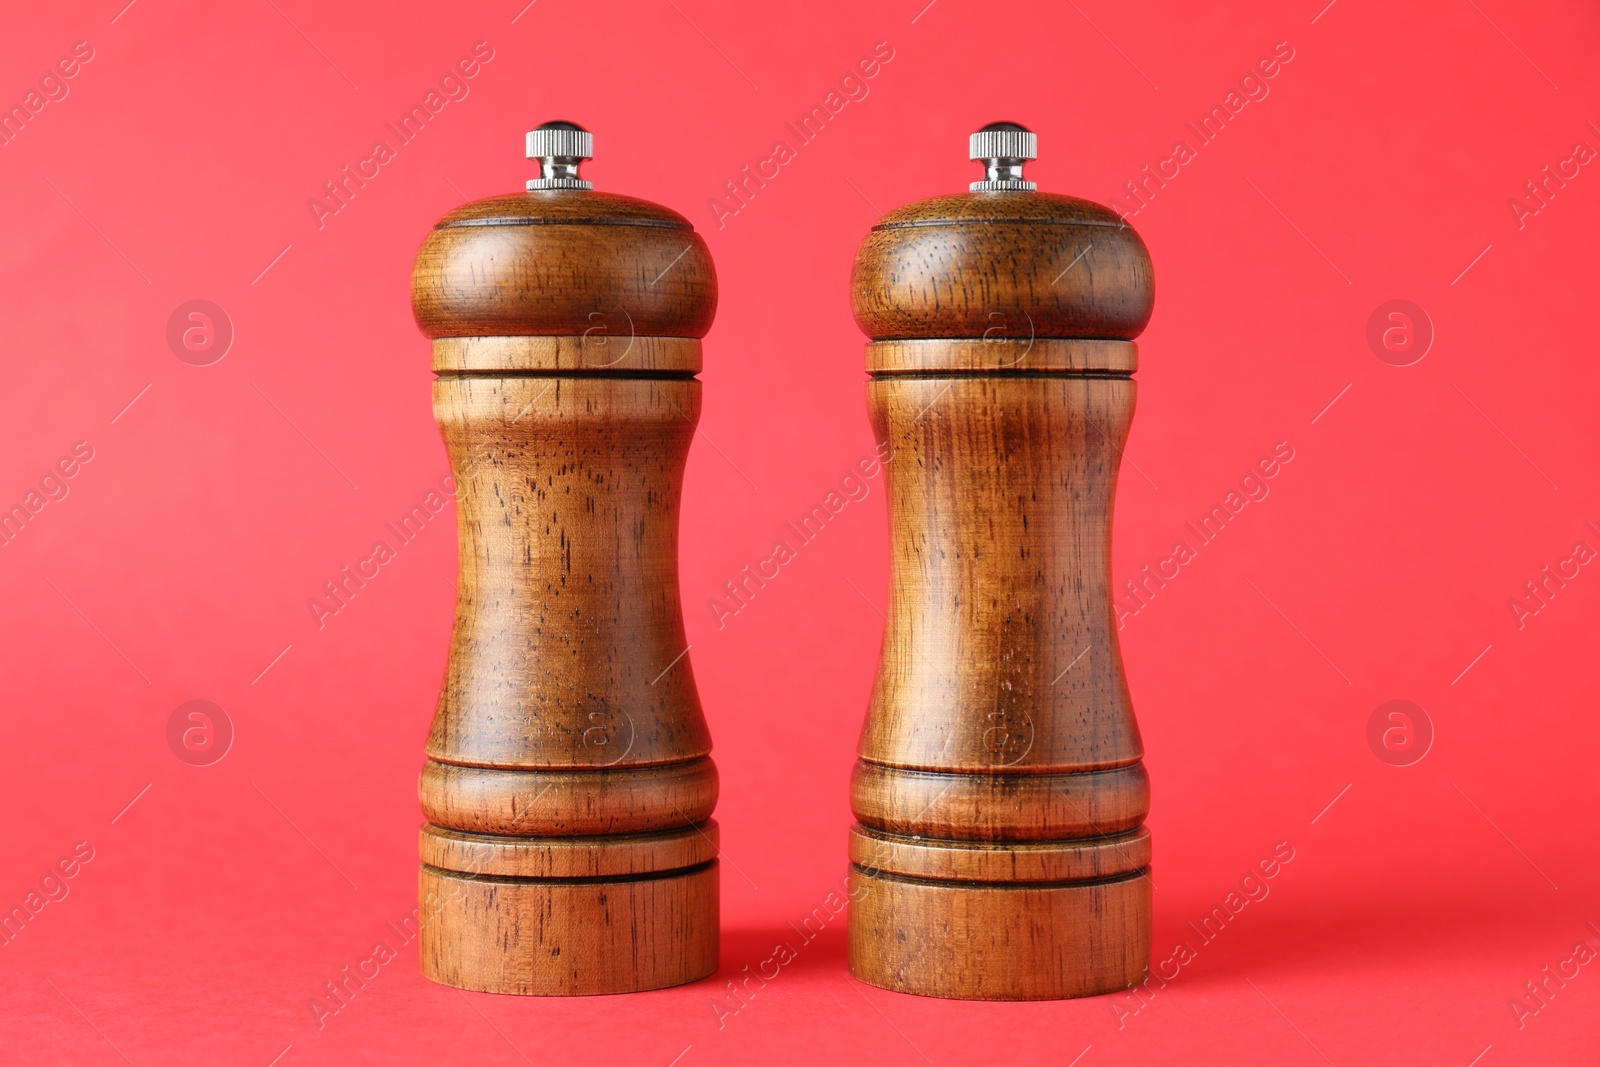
[4,0,1598,1063]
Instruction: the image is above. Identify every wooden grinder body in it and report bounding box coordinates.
[848,190,1156,999]
[411,189,719,995]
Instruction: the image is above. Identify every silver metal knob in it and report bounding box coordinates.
[526,120,593,191]
[969,121,1037,192]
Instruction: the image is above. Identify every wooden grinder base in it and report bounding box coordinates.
[847,825,1151,1000]
[418,823,719,996]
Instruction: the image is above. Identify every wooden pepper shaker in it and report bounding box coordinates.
[410,122,719,995]
[847,123,1155,1000]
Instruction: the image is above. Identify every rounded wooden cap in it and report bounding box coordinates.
[850,191,1154,344]
[411,190,717,341]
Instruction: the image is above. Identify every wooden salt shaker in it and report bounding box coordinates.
[847,123,1155,1000]
[411,122,719,995]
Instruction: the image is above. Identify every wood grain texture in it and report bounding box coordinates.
[860,374,1140,773]
[848,190,1154,1000]
[848,868,1151,1001]
[420,861,718,995]
[413,192,715,339]
[865,338,1136,375]
[850,825,1150,884]
[428,376,709,771]
[421,821,719,880]
[432,336,701,375]
[412,187,718,994]
[419,758,717,836]
[851,192,1153,342]
[851,761,1148,841]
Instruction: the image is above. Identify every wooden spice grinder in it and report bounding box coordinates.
[847,122,1155,1000]
[411,122,719,995]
